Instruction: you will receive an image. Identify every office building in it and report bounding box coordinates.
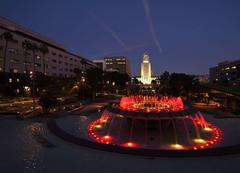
[0,17,96,78]
[104,56,130,76]
[209,60,240,85]
[93,60,106,71]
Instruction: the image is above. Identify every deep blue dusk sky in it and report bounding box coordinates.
[1,0,240,76]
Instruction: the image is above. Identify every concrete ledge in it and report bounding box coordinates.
[47,119,240,157]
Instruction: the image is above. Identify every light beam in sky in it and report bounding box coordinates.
[87,11,127,49]
[142,0,162,55]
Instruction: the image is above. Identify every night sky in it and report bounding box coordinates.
[1,0,240,76]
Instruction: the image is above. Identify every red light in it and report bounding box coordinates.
[119,96,184,113]
[122,142,137,148]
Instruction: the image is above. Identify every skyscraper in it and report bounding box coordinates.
[104,56,131,76]
[141,53,152,84]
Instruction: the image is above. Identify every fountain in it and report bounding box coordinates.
[88,95,222,150]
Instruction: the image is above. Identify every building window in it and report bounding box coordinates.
[8,48,18,54]
[10,68,18,73]
[9,78,12,83]
[52,52,56,56]
[58,61,62,64]
[10,58,20,63]
[24,61,31,66]
[37,55,41,60]
[52,66,57,69]
[0,67,2,72]
[17,78,20,82]
[52,59,57,63]
[35,63,41,67]
[59,54,63,57]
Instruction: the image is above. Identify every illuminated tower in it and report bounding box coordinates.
[141,53,152,84]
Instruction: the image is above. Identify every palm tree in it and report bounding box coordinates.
[39,44,49,75]
[22,40,31,72]
[1,32,13,72]
[25,41,38,114]
[81,59,87,72]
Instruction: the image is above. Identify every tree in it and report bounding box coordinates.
[39,44,49,74]
[156,71,200,98]
[22,40,29,72]
[159,71,171,95]
[103,71,130,93]
[22,41,39,111]
[85,67,103,99]
[81,59,87,71]
[168,73,199,98]
[128,77,141,95]
[1,32,13,72]
[38,92,58,114]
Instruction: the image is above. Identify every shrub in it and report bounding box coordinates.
[38,93,58,114]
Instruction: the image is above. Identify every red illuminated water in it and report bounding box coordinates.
[87,96,223,150]
[120,96,184,112]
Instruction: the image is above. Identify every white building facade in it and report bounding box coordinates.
[0,17,96,77]
[141,53,152,84]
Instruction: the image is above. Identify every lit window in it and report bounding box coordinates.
[10,68,18,73]
[17,78,20,82]
[8,48,17,54]
[117,62,125,64]
[16,89,20,94]
[37,55,41,60]
[225,67,230,70]
[232,66,236,69]
[9,78,12,83]
[10,59,19,63]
